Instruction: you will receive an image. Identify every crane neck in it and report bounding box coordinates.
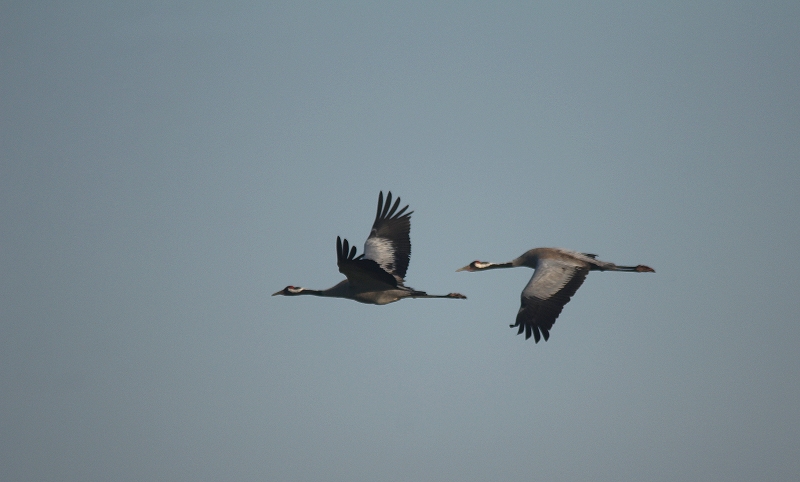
[316,280,351,298]
[298,289,326,296]
[482,261,515,270]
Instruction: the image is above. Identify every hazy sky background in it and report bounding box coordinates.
[2,2,799,481]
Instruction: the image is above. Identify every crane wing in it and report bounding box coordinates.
[362,191,412,282]
[511,257,590,343]
[336,236,398,289]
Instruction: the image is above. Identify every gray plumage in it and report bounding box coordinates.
[274,191,466,305]
[457,248,654,343]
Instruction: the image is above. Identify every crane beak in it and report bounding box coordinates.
[271,290,284,296]
[456,265,471,272]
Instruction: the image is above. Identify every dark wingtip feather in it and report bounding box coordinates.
[382,192,393,218]
[375,192,384,221]
[388,195,401,218]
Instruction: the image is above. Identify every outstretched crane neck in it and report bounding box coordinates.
[486,261,515,270]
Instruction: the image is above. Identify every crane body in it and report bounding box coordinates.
[274,192,466,305]
[458,247,654,343]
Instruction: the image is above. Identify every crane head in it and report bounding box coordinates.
[272,286,305,296]
[456,261,491,272]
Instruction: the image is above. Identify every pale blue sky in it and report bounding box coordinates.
[2,2,799,481]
